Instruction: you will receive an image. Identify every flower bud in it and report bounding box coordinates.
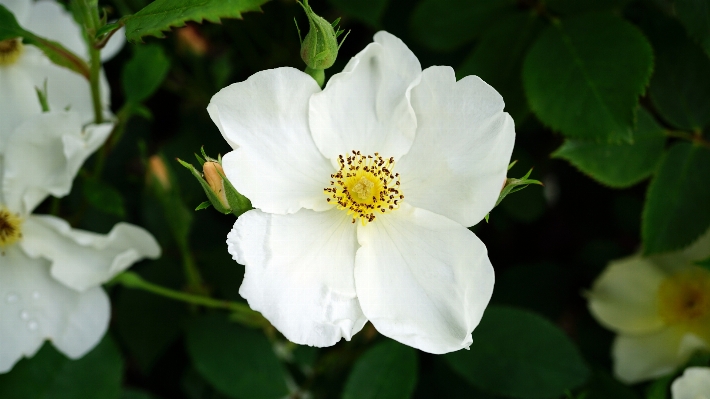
[299,0,340,70]
[148,155,171,190]
[203,161,229,210]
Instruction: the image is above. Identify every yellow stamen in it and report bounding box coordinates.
[324,151,403,225]
[0,39,23,66]
[0,206,23,248]
[658,267,710,342]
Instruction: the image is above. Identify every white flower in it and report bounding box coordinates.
[0,0,123,149]
[207,31,515,353]
[0,111,161,373]
[587,230,710,384]
[672,367,710,399]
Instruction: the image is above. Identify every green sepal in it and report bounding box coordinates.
[195,201,212,211]
[217,169,252,218]
[176,158,231,214]
[485,167,543,222]
[194,153,206,167]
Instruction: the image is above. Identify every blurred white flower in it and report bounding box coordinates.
[0,111,161,373]
[588,231,710,384]
[672,367,710,399]
[208,31,515,353]
[0,0,123,150]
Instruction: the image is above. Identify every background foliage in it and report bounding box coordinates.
[2,0,710,398]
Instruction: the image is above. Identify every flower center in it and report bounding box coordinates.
[0,39,23,66]
[0,206,23,249]
[658,267,710,341]
[324,151,403,224]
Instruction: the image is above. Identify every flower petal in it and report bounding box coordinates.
[2,112,112,214]
[0,246,110,373]
[587,255,666,335]
[208,68,334,214]
[396,66,515,227]
[230,209,366,347]
[309,31,421,163]
[23,0,85,58]
[354,204,494,354]
[0,53,42,149]
[19,215,161,292]
[612,327,708,384]
[0,0,31,23]
[671,367,710,399]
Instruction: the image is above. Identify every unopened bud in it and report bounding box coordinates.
[203,161,229,209]
[148,155,171,190]
[298,0,342,71]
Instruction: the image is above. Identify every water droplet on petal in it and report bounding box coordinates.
[27,320,38,331]
[20,310,30,320]
[5,293,19,304]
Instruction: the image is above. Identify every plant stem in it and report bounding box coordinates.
[665,130,710,150]
[113,271,268,327]
[89,46,104,124]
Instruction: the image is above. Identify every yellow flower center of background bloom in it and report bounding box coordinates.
[658,266,710,342]
[324,151,403,224]
[0,39,23,66]
[0,206,23,249]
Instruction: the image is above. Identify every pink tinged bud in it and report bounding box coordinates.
[203,162,229,209]
[148,155,171,190]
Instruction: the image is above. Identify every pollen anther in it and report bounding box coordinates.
[0,206,23,248]
[324,152,403,224]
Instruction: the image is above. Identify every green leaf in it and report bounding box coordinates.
[195,201,211,211]
[552,109,666,188]
[522,14,653,142]
[642,143,710,254]
[185,314,289,399]
[457,12,545,122]
[327,0,389,27]
[644,374,673,399]
[675,0,710,58]
[409,0,516,52]
[646,14,710,131]
[0,337,124,399]
[124,0,270,43]
[545,0,632,15]
[444,306,590,399]
[83,178,126,218]
[0,5,90,79]
[342,340,418,399]
[122,44,171,103]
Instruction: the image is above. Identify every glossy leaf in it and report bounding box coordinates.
[122,44,171,103]
[523,14,653,142]
[444,306,590,399]
[675,0,710,57]
[124,0,270,42]
[642,143,710,254]
[410,0,516,52]
[552,109,666,188]
[0,337,123,399]
[185,314,289,399]
[342,340,418,399]
[457,12,545,122]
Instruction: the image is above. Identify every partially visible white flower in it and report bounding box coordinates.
[0,111,160,373]
[672,367,710,399]
[0,0,124,150]
[208,31,515,353]
[587,230,710,384]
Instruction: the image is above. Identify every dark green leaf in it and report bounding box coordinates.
[644,374,673,399]
[457,12,545,122]
[0,337,123,399]
[642,143,710,254]
[552,109,666,187]
[410,0,516,52]
[342,340,418,399]
[0,5,90,78]
[83,178,126,217]
[646,14,710,131]
[522,14,653,142]
[121,388,156,399]
[122,44,171,103]
[185,314,289,399]
[675,0,710,57]
[327,0,389,27]
[124,0,270,43]
[545,0,632,15]
[444,306,590,399]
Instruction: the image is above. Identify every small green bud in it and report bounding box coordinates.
[298,0,345,71]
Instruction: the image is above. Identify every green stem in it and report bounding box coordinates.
[113,271,268,327]
[665,130,710,150]
[304,66,325,87]
[180,243,206,294]
[89,46,104,124]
